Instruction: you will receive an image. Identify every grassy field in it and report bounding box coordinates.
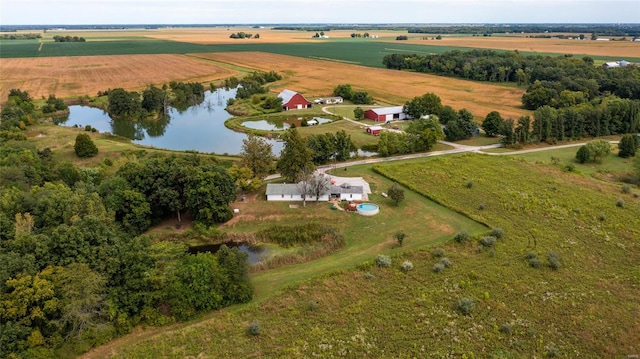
[85,154,640,358]
[506,144,636,177]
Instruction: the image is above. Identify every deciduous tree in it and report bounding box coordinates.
[240,135,274,179]
[74,133,98,158]
[388,182,405,206]
[277,128,315,182]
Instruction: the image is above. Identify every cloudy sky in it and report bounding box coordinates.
[1,0,638,25]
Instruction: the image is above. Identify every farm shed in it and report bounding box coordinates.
[278,89,313,111]
[364,106,407,122]
[314,97,343,105]
[366,125,383,136]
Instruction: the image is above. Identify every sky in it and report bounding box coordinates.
[1,0,638,25]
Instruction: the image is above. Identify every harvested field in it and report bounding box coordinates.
[144,27,407,44]
[0,54,236,99]
[401,35,640,59]
[193,52,529,119]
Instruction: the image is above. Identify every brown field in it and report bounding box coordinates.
[193,52,529,119]
[35,27,406,44]
[0,54,237,99]
[401,35,640,58]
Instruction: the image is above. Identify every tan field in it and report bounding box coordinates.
[193,52,529,119]
[37,27,407,44]
[0,54,237,100]
[401,35,640,59]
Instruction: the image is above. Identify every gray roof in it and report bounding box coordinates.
[277,89,298,104]
[369,106,404,116]
[266,182,363,196]
[330,184,363,194]
[266,183,303,196]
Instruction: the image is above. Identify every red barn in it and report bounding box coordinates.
[364,106,407,122]
[366,125,383,136]
[278,89,312,111]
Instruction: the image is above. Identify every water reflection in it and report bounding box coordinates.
[59,88,284,155]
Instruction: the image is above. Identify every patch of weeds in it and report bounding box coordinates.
[621,184,631,194]
[401,261,414,272]
[454,231,470,244]
[616,198,625,208]
[308,300,319,311]
[432,247,446,258]
[488,248,495,257]
[439,257,451,268]
[455,297,476,316]
[248,321,260,336]
[547,252,561,270]
[490,227,504,240]
[364,272,375,280]
[480,236,496,248]
[466,180,474,189]
[478,203,486,210]
[499,323,514,335]
[598,213,606,221]
[545,346,559,358]
[433,263,445,274]
[375,255,392,268]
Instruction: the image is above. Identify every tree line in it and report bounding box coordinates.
[53,35,86,42]
[382,49,640,106]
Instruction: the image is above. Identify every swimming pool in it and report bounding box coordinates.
[357,203,380,216]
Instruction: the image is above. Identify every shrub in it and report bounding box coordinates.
[454,231,470,243]
[490,227,505,240]
[527,252,542,268]
[401,261,414,272]
[598,213,606,221]
[616,198,625,208]
[432,247,446,258]
[466,180,474,188]
[563,163,576,172]
[622,184,631,193]
[456,297,476,316]
[433,263,445,273]
[546,347,559,358]
[480,236,496,247]
[548,252,561,270]
[499,323,514,335]
[308,300,318,311]
[364,271,375,279]
[478,203,485,210]
[439,257,451,268]
[375,255,392,268]
[248,321,260,336]
[488,248,496,257]
[74,133,98,158]
[575,145,591,164]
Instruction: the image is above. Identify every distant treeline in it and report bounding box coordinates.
[53,35,86,42]
[382,49,640,108]
[408,24,640,36]
[1,33,41,40]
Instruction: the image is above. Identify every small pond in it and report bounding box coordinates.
[188,242,270,265]
[58,87,284,155]
[241,119,291,131]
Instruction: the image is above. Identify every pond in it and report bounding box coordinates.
[58,87,285,155]
[188,242,270,265]
[241,119,291,131]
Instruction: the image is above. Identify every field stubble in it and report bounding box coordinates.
[0,54,237,100]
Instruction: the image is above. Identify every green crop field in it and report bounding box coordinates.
[93,154,640,358]
[3,38,637,65]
